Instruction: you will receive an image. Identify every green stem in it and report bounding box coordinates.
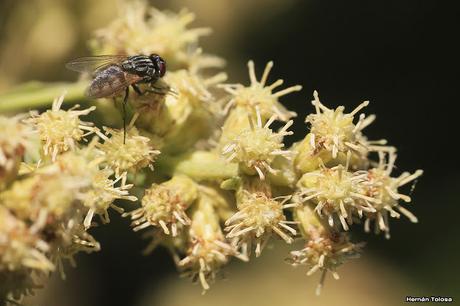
[0,81,87,113]
[157,151,238,181]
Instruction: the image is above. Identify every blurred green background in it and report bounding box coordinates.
[0,0,458,305]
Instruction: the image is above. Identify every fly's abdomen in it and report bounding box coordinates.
[86,65,127,98]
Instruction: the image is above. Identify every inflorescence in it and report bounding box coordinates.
[0,0,423,301]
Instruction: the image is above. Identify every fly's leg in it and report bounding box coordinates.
[132,83,176,97]
[132,83,142,96]
[122,86,129,144]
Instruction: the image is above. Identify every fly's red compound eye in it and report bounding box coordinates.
[158,60,166,77]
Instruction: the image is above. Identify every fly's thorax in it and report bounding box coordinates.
[123,55,157,80]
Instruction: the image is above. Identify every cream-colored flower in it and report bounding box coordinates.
[92,0,212,69]
[80,169,137,229]
[125,175,198,235]
[305,90,392,159]
[360,151,423,238]
[222,109,293,180]
[225,191,296,257]
[0,171,87,228]
[297,161,378,231]
[48,220,100,279]
[97,116,160,177]
[26,93,97,161]
[178,188,243,292]
[288,230,361,295]
[0,206,54,272]
[164,69,227,109]
[42,145,137,229]
[220,61,302,121]
[0,114,36,189]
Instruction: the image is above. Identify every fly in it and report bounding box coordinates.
[66,54,169,143]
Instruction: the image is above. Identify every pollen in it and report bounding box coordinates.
[225,191,296,257]
[96,116,160,177]
[222,108,293,180]
[220,61,302,121]
[26,93,97,162]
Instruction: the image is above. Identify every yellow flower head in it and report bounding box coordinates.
[97,118,160,177]
[0,114,35,188]
[26,94,96,161]
[0,171,87,228]
[125,175,198,236]
[48,221,100,279]
[288,230,361,295]
[45,145,137,229]
[178,189,242,292]
[305,90,392,159]
[92,0,212,69]
[361,151,423,238]
[222,109,293,180]
[165,69,227,109]
[297,161,378,231]
[0,206,54,272]
[81,169,137,229]
[221,61,302,121]
[225,191,296,257]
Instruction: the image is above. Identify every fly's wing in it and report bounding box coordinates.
[86,69,144,99]
[65,55,128,74]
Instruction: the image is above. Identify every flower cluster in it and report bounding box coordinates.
[0,93,151,302]
[1,0,423,301]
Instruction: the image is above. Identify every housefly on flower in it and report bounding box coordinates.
[66,54,172,143]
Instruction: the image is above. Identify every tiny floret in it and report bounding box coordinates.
[97,117,160,177]
[26,93,96,161]
[222,109,293,180]
[124,176,198,235]
[92,0,211,69]
[178,191,243,292]
[305,90,390,159]
[288,230,362,295]
[297,162,378,231]
[225,191,296,257]
[360,151,423,238]
[0,114,35,188]
[221,61,302,121]
[0,206,54,272]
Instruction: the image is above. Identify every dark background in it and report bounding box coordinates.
[1,0,459,305]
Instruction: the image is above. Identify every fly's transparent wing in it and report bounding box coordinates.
[65,55,128,74]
